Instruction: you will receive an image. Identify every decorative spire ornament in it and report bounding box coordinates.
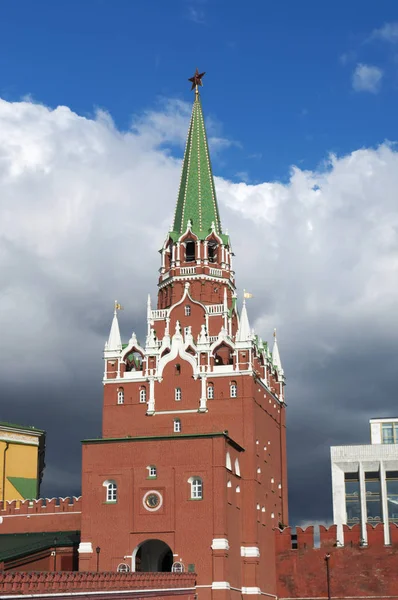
[107,301,122,351]
[188,68,205,93]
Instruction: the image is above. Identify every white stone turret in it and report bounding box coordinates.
[236,298,251,343]
[106,302,122,352]
[272,328,284,375]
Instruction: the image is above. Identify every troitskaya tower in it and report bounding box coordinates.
[80,70,288,600]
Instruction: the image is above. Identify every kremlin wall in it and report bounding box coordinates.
[3,498,398,599]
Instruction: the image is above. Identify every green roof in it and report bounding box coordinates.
[172,93,227,243]
[0,531,80,562]
[7,477,37,500]
[0,420,45,434]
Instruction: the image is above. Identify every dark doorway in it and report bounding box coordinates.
[135,539,173,572]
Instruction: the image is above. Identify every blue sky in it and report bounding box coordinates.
[1,0,397,183]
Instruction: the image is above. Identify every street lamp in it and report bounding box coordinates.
[96,546,101,572]
[53,537,58,571]
[324,553,331,600]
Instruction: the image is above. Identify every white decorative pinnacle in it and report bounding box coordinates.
[146,327,157,350]
[236,297,251,343]
[174,320,182,336]
[197,324,208,345]
[147,294,152,317]
[185,325,194,345]
[107,305,122,352]
[272,328,284,374]
[129,332,138,346]
[187,219,193,230]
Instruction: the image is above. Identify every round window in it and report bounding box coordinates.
[142,490,163,512]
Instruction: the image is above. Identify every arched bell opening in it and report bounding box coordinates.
[185,239,196,263]
[207,240,218,263]
[133,539,173,572]
[214,343,234,366]
[125,350,144,373]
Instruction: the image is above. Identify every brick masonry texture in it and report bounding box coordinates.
[0,571,196,596]
[0,498,81,534]
[275,523,398,599]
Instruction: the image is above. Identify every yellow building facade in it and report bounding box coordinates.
[0,421,45,503]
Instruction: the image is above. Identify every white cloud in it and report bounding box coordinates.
[352,63,383,93]
[1,94,398,391]
[371,22,398,43]
[1,96,398,519]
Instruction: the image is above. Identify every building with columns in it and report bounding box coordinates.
[77,75,288,599]
[331,417,398,547]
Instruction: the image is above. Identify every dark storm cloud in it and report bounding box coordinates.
[1,97,398,526]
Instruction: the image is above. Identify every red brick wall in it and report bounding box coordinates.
[0,571,196,597]
[0,497,81,534]
[3,546,77,572]
[276,523,398,599]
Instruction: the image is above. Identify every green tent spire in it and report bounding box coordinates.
[172,89,225,241]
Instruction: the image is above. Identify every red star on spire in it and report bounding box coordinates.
[188,68,206,91]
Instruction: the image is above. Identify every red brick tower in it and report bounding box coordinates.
[79,73,288,600]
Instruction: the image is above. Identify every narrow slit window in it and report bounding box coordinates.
[139,388,146,403]
[117,388,124,405]
[174,418,181,433]
[175,387,182,401]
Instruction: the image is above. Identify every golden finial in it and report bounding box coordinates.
[273,328,277,338]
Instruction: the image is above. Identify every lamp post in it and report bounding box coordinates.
[96,546,101,572]
[53,537,58,571]
[324,553,331,600]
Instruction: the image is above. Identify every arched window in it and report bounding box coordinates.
[185,240,195,262]
[147,465,157,478]
[226,452,232,471]
[189,476,203,500]
[185,305,191,316]
[174,418,181,433]
[117,563,130,573]
[230,382,237,398]
[104,480,117,503]
[208,241,218,263]
[234,458,241,477]
[172,562,185,573]
[207,383,214,399]
[117,388,124,405]
[139,387,147,403]
[175,387,182,401]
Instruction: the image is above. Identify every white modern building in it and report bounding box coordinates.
[331,418,398,546]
